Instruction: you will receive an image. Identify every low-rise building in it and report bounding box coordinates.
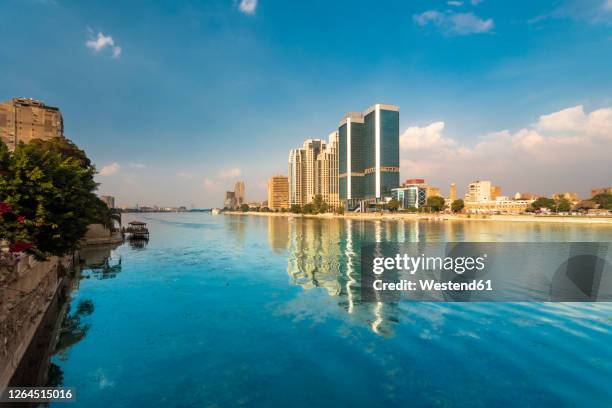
[464,197,533,214]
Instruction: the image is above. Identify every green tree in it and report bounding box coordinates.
[0,139,111,258]
[302,203,314,214]
[336,205,345,215]
[531,197,556,211]
[240,203,250,212]
[556,199,571,212]
[386,198,400,212]
[426,196,446,212]
[451,199,465,213]
[290,204,301,214]
[405,206,418,213]
[592,193,612,210]
[312,195,322,212]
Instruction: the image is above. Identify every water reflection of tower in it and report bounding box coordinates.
[286,218,400,337]
[225,216,246,246]
[286,218,343,294]
[267,216,290,254]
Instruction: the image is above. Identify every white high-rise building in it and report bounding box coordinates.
[316,131,340,208]
[465,180,492,202]
[288,134,340,208]
[289,139,326,205]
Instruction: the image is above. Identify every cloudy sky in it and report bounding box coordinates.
[1,0,611,207]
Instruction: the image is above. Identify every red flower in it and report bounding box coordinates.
[0,202,12,215]
[9,241,32,253]
[17,215,25,224]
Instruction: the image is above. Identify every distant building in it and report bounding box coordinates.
[490,185,502,200]
[426,186,441,198]
[392,185,427,209]
[339,104,400,208]
[591,187,612,197]
[339,112,365,203]
[514,192,537,200]
[316,131,340,208]
[0,97,64,151]
[465,180,492,202]
[392,179,431,209]
[289,135,339,208]
[449,182,457,201]
[552,192,579,202]
[404,179,426,186]
[99,195,115,209]
[289,139,325,206]
[224,191,237,209]
[234,181,245,205]
[464,197,533,214]
[267,175,289,210]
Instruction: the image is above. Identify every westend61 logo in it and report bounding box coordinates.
[360,242,612,302]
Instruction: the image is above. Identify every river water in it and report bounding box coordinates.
[43,213,612,407]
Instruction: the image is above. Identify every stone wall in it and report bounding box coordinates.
[82,224,123,246]
[0,253,76,390]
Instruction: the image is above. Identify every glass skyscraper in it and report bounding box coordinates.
[339,104,400,207]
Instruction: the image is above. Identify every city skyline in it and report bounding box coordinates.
[1,0,611,206]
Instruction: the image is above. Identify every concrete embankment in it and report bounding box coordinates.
[0,224,122,390]
[0,253,77,390]
[81,224,124,246]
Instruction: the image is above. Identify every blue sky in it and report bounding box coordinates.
[1,0,611,207]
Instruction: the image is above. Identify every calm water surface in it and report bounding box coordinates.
[49,213,612,407]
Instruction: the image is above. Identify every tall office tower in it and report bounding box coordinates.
[449,182,457,201]
[267,175,289,210]
[288,139,326,206]
[465,180,492,202]
[363,104,400,200]
[234,181,245,205]
[338,112,365,203]
[0,97,64,151]
[316,131,340,208]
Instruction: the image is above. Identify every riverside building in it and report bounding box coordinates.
[267,175,289,210]
[0,97,64,151]
[339,104,400,210]
[288,134,339,208]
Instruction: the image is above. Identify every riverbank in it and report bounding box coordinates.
[222,211,612,225]
[0,252,78,390]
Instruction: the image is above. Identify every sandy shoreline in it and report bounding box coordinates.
[222,211,612,225]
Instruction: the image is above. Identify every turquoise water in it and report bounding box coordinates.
[50,213,612,407]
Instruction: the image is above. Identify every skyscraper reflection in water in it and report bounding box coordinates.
[271,217,426,337]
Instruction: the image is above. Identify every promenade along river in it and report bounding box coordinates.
[35,213,612,407]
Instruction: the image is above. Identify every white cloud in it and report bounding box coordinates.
[447,1,463,6]
[238,0,257,15]
[399,105,612,196]
[218,167,242,179]
[129,163,146,169]
[605,0,612,10]
[99,163,120,176]
[413,10,494,35]
[203,178,218,190]
[176,171,194,179]
[471,0,483,5]
[86,32,122,58]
